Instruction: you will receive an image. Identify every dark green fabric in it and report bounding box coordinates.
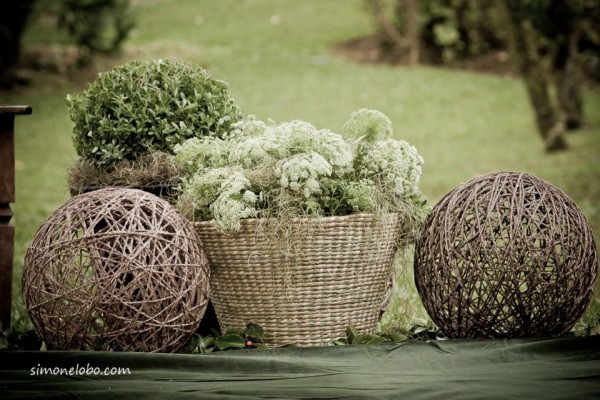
[1,336,599,399]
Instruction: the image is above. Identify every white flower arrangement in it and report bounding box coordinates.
[358,139,424,199]
[276,151,332,197]
[174,109,427,234]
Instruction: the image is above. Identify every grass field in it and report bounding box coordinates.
[4,0,599,334]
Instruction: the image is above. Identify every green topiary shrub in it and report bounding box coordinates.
[66,59,244,168]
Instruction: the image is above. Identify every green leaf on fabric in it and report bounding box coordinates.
[224,327,246,337]
[216,335,246,350]
[198,336,216,353]
[351,334,373,345]
[366,336,387,345]
[388,332,409,342]
[347,326,359,342]
[246,323,264,341]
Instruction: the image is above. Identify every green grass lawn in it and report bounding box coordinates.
[5,0,600,334]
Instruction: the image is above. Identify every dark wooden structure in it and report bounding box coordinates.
[0,105,31,330]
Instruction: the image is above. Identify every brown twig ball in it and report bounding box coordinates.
[414,172,597,338]
[23,188,210,352]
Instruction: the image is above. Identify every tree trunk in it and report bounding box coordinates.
[368,0,405,48]
[367,0,420,65]
[398,0,420,65]
[0,0,36,88]
[500,0,568,152]
[555,24,583,130]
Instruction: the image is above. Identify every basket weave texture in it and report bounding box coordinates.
[414,172,597,338]
[195,213,402,346]
[23,188,210,352]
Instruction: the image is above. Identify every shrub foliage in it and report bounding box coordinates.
[67,59,244,167]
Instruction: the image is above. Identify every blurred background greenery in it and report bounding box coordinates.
[2,0,599,335]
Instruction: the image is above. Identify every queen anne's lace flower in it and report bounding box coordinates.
[229,119,353,173]
[343,108,393,142]
[175,110,426,232]
[273,121,353,174]
[229,135,281,168]
[209,170,258,231]
[173,137,230,174]
[276,152,332,197]
[314,129,353,175]
[184,168,233,205]
[358,139,424,198]
[344,179,377,213]
[228,116,268,139]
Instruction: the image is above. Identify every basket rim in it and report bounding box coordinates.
[192,212,402,228]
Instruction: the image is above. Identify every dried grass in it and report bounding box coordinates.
[68,151,184,201]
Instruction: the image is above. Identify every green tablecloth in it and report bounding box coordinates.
[1,336,599,399]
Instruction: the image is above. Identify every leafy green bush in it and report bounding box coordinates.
[67,59,244,168]
[419,0,506,62]
[57,0,134,61]
[34,0,135,64]
[174,109,427,233]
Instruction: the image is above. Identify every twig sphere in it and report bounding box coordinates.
[414,172,597,338]
[23,188,210,352]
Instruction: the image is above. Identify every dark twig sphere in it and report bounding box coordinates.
[23,188,210,352]
[414,172,597,338]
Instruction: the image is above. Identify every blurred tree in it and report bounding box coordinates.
[365,0,600,151]
[1,0,134,88]
[579,10,600,82]
[32,0,135,66]
[530,0,600,130]
[0,0,37,88]
[367,0,420,65]
[419,0,505,63]
[54,0,135,66]
[366,0,505,64]
[500,0,567,152]
[401,0,420,65]
[498,0,600,149]
[541,0,583,130]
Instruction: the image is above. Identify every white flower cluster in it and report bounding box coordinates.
[343,108,393,142]
[229,120,353,176]
[181,167,258,231]
[311,128,354,175]
[276,152,332,197]
[228,116,269,139]
[175,109,426,232]
[343,179,377,213]
[210,170,259,231]
[228,118,354,202]
[358,139,424,198]
[173,137,230,174]
[229,135,280,167]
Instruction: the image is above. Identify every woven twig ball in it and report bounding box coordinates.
[23,188,210,352]
[414,172,597,338]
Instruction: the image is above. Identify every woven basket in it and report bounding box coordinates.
[194,213,402,346]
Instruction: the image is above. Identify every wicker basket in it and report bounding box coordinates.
[194,213,402,346]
